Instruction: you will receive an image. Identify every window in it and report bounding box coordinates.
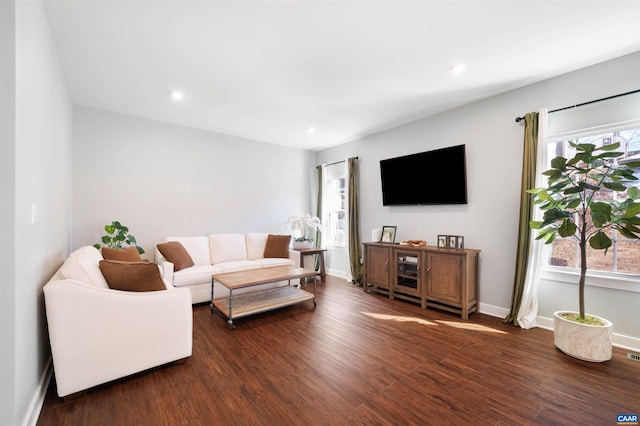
[543,127,640,276]
[324,163,346,246]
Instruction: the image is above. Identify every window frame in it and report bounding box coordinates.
[323,163,347,248]
[538,120,640,293]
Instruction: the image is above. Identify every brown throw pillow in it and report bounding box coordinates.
[263,234,291,259]
[99,260,166,292]
[101,246,143,262]
[156,241,195,271]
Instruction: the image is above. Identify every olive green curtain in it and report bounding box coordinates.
[347,157,363,285]
[314,165,323,270]
[504,112,539,325]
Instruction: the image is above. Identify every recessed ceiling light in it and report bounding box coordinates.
[449,63,467,74]
[307,127,316,134]
[170,90,184,101]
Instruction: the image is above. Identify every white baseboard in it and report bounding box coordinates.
[477,303,510,319]
[22,358,52,426]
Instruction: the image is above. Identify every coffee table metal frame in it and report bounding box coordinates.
[210,265,318,329]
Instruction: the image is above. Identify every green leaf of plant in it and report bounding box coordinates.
[549,180,572,192]
[575,143,596,153]
[564,186,584,195]
[535,227,557,244]
[542,169,561,178]
[617,227,639,239]
[590,202,612,228]
[550,157,567,171]
[580,182,600,191]
[565,199,581,209]
[595,151,624,159]
[624,217,640,225]
[590,201,612,215]
[539,189,556,202]
[101,235,111,244]
[105,225,115,234]
[597,142,621,151]
[603,181,628,192]
[543,232,556,244]
[624,223,640,233]
[623,202,640,218]
[567,153,585,166]
[588,231,612,250]
[543,208,572,222]
[558,220,577,237]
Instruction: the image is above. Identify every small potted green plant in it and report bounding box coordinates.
[528,141,640,361]
[93,221,145,254]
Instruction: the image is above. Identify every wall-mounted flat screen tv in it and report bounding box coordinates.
[380,144,467,206]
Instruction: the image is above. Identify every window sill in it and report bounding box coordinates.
[540,268,640,293]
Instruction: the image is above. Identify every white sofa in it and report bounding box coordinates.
[43,246,193,397]
[155,233,301,304]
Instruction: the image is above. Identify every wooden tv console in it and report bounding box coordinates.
[362,242,480,319]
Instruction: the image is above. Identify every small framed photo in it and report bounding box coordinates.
[456,236,464,249]
[448,235,457,249]
[437,235,448,248]
[381,226,397,244]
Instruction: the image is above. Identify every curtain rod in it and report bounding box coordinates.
[320,156,359,167]
[514,89,640,123]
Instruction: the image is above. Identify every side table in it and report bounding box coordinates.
[293,248,327,282]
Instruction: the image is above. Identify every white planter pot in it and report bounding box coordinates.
[553,311,613,362]
[292,240,313,250]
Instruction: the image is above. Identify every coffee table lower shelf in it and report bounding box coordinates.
[212,286,316,329]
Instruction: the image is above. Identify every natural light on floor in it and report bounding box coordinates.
[435,320,507,334]
[362,312,437,326]
[362,312,507,334]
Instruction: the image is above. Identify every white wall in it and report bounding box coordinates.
[0,1,17,423]
[315,52,640,343]
[1,1,74,424]
[72,107,315,254]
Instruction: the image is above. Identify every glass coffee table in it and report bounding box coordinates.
[210,265,318,329]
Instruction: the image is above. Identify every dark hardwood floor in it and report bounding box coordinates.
[38,276,639,425]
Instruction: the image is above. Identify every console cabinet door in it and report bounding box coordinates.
[426,252,462,305]
[393,250,422,297]
[364,245,390,289]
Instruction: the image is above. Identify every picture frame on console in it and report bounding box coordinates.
[438,235,464,249]
[381,226,397,244]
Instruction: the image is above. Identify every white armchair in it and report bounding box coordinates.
[43,246,193,397]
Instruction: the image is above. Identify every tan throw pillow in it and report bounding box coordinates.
[101,246,143,262]
[99,260,166,292]
[263,234,291,259]
[156,241,195,271]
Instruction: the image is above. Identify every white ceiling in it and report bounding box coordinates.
[43,0,640,151]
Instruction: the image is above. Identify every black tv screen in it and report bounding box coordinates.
[380,144,467,206]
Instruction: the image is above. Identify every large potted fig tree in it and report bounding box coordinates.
[528,141,640,362]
